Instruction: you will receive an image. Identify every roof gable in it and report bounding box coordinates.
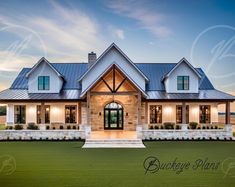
[78,43,149,82]
[80,63,148,98]
[26,57,64,79]
[162,58,201,81]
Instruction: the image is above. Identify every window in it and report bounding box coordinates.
[200,105,210,123]
[38,76,50,90]
[37,105,50,124]
[65,106,77,123]
[176,105,189,124]
[150,105,162,124]
[177,76,189,90]
[14,105,26,124]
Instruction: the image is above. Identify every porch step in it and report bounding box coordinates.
[82,139,145,148]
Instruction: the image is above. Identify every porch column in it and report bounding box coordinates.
[85,91,91,138]
[226,101,230,124]
[181,102,188,130]
[86,91,91,126]
[182,102,186,124]
[137,92,141,125]
[40,102,45,124]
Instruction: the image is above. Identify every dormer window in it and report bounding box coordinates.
[177,76,189,90]
[38,76,50,90]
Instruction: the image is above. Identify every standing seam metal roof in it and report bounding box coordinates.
[10,62,214,91]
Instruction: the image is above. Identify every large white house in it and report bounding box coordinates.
[0,43,234,147]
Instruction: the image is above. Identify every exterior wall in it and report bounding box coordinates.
[147,102,219,124]
[90,95,138,131]
[81,48,146,93]
[164,62,199,93]
[28,61,63,93]
[6,102,80,125]
[81,102,87,125]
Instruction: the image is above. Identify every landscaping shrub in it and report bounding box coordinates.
[77,125,80,130]
[60,125,64,130]
[163,122,175,129]
[202,126,206,129]
[14,124,23,130]
[175,125,180,130]
[46,125,50,130]
[72,126,76,130]
[215,126,218,129]
[27,122,39,130]
[189,122,198,129]
[154,125,159,129]
[53,127,56,130]
[160,125,164,129]
[149,125,154,129]
[6,126,13,130]
[67,125,71,130]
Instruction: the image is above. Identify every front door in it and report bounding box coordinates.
[104,102,123,130]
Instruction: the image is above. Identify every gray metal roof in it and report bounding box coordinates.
[147,90,235,100]
[0,89,80,101]
[10,62,214,91]
[0,89,234,101]
[1,62,233,101]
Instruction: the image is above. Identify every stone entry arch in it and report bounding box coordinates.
[104,102,123,130]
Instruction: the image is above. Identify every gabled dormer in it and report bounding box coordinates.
[162,58,201,93]
[26,57,64,93]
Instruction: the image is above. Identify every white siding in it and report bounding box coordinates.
[164,62,199,93]
[81,48,146,93]
[148,102,219,124]
[6,102,79,125]
[28,61,63,93]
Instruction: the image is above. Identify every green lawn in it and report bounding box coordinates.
[0,141,235,187]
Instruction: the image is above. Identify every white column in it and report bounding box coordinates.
[6,104,14,125]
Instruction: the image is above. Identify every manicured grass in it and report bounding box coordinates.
[0,141,235,187]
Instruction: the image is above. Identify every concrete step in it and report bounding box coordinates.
[82,139,145,148]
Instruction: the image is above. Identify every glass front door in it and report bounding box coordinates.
[104,102,123,130]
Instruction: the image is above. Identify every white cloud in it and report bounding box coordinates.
[0,1,108,72]
[114,29,125,40]
[107,0,171,38]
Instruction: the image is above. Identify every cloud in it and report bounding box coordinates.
[114,29,125,40]
[106,0,171,38]
[0,1,107,73]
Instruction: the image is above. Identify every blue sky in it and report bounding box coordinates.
[0,0,235,96]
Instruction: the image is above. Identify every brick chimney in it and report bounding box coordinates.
[88,52,96,68]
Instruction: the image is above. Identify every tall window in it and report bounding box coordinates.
[38,76,50,90]
[176,105,189,124]
[150,105,162,124]
[65,106,77,123]
[14,105,26,124]
[37,105,50,124]
[177,76,189,90]
[200,105,211,123]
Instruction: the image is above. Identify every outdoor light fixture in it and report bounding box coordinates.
[126,112,128,116]
[99,112,101,116]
